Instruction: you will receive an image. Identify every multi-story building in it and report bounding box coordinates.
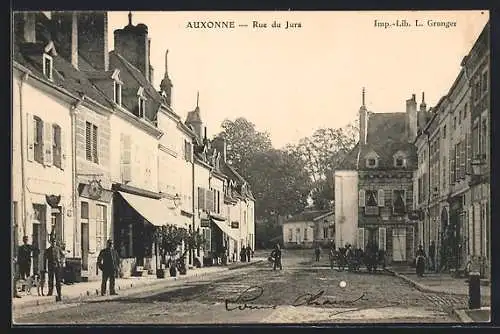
[414,22,489,277]
[463,23,490,278]
[282,210,334,249]
[12,11,257,284]
[336,90,419,264]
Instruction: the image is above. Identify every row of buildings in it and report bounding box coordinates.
[334,22,490,277]
[12,11,255,281]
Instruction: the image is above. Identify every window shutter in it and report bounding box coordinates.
[27,113,35,162]
[466,133,472,174]
[402,190,407,212]
[357,227,365,251]
[88,203,97,254]
[132,144,141,184]
[92,125,98,163]
[206,189,214,212]
[74,218,81,258]
[85,122,92,161]
[378,189,385,207]
[121,134,132,182]
[358,189,366,207]
[378,227,387,251]
[198,187,205,210]
[60,127,66,170]
[43,121,53,166]
[450,147,455,184]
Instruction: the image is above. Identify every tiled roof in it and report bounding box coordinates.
[285,210,333,223]
[338,112,417,170]
[13,41,114,109]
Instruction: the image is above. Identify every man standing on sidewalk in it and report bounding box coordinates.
[18,236,38,280]
[429,240,436,271]
[44,236,65,301]
[97,239,120,296]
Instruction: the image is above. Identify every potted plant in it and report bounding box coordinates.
[157,225,187,277]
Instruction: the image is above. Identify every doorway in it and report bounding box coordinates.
[32,204,47,274]
[81,222,89,270]
[392,228,407,262]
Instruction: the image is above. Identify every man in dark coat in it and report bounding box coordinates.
[314,245,321,262]
[97,239,120,296]
[43,236,65,301]
[273,243,282,270]
[240,246,247,262]
[246,246,252,262]
[18,236,37,280]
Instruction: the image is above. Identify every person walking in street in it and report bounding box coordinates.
[43,236,66,301]
[314,245,321,262]
[273,243,282,270]
[429,240,436,271]
[246,245,252,263]
[18,236,38,281]
[240,246,247,262]
[97,239,120,296]
[415,244,426,277]
[328,246,335,269]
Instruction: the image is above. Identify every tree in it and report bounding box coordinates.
[217,118,273,175]
[287,122,358,210]
[247,148,311,219]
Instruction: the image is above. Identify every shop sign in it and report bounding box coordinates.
[231,221,239,229]
[201,219,210,228]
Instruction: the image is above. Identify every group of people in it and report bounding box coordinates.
[13,235,121,301]
[240,245,253,263]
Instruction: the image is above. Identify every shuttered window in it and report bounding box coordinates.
[86,121,99,164]
[33,116,44,163]
[52,124,62,168]
[450,147,456,184]
[357,227,365,250]
[378,189,385,207]
[358,189,365,207]
[184,140,192,162]
[198,187,205,210]
[378,227,387,251]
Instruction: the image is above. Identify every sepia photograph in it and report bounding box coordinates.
[11,10,490,325]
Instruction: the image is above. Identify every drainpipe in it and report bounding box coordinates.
[424,129,431,256]
[70,95,85,257]
[191,146,196,264]
[18,71,30,240]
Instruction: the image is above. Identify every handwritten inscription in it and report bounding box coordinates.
[224,286,366,311]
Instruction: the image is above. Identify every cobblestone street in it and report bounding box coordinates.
[14,251,464,324]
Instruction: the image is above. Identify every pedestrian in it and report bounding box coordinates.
[240,246,247,262]
[12,254,22,298]
[18,236,38,281]
[246,245,252,262]
[415,244,426,277]
[43,236,66,301]
[314,245,321,262]
[97,239,120,296]
[329,247,335,269]
[429,240,436,271]
[273,243,282,270]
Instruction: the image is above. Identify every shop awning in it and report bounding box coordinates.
[118,191,170,227]
[212,219,240,241]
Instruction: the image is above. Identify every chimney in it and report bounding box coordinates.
[77,11,109,71]
[114,12,150,80]
[213,137,227,163]
[406,94,418,142]
[359,87,368,145]
[23,12,36,43]
[417,92,427,130]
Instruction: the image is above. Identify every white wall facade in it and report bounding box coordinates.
[334,170,359,248]
[12,70,75,274]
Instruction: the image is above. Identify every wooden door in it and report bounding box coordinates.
[81,223,89,270]
[392,228,407,262]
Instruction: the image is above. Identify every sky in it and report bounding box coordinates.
[107,10,489,149]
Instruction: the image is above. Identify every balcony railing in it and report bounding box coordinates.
[364,206,379,216]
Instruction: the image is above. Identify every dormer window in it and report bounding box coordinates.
[111,69,123,106]
[113,81,122,106]
[367,158,377,167]
[393,151,407,168]
[137,87,146,119]
[43,53,53,80]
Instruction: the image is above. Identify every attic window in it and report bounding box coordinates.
[394,157,405,167]
[114,81,122,106]
[366,158,378,168]
[138,97,146,118]
[43,53,53,80]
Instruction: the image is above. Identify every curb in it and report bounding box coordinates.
[452,309,474,323]
[13,260,263,311]
[13,267,229,310]
[385,268,469,297]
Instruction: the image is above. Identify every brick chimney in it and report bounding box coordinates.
[51,11,79,69]
[359,87,368,145]
[114,12,151,81]
[77,11,109,71]
[406,94,418,142]
[212,137,227,163]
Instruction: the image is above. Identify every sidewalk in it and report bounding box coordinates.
[12,257,265,310]
[385,266,491,299]
[386,266,491,323]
